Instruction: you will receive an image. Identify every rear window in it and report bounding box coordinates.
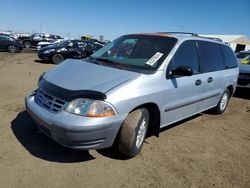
[198,41,224,72]
[221,45,238,68]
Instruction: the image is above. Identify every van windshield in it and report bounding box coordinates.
[90,35,177,71]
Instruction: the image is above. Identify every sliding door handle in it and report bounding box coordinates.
[207,77,213,83]
[195,79,202,86]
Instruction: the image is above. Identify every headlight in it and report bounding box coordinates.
[43,49,55,54]
[65,98,117,117]
[38,72,45,85]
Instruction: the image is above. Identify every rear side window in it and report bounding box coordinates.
[170,40,199,73]
[198,41,224,72]
[221,45,238,68]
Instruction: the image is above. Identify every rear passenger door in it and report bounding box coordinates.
[197,41,224,111]
[162,40,204,126]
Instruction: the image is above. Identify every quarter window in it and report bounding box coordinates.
[221,45,238,68]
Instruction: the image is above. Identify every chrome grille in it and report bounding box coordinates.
[35,89,67,113]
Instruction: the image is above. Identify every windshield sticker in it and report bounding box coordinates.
[145,52,164,66]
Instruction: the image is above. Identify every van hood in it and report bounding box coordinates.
[43,59,140,93]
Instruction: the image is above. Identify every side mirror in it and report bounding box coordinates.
[171,66,193,77]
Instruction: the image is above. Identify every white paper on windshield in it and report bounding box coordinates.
[145,52,164,66]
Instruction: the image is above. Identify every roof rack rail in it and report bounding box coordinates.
[158,32,198,36]
[197,36,223,42]
[158,32,223,42]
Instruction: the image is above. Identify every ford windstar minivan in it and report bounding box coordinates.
[25,32,239,157]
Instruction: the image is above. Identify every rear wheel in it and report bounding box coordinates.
[24,41,32,48]
[211,89,230,114]
[8,45,17,53]
[52,54,64,64]
[118,108,149,158]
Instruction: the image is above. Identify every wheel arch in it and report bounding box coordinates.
[226,85,234,97]
[132,102,161,137]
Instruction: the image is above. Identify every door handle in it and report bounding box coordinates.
[195,79,202,86]
[207,77,213,83]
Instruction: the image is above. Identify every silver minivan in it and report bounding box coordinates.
[25,32,239,157]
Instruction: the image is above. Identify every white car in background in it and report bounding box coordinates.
[37,39,65,50]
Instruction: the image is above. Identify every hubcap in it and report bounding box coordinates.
[136,118,147,149]
[55,56,62,64]
[220,93,228,111]
[9,46,16,53]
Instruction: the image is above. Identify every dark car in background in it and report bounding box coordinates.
[236,50,250,60]
[0,35,23,53]
[238,55,250,88]
[38,40,103,64]
[81,42,103,57]
[19,33,63,48]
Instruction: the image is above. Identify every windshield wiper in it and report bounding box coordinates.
[87,56,103,65]
[95,58,126,70]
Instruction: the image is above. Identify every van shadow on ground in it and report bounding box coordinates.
[11,110,95,163]
[11,111,204,161]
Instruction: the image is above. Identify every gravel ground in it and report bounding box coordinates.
[0,51,249,188]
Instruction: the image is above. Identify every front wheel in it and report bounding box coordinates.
[211,89,230,114]
[8,45,17,53]
[118,108,149,158]
[52,54,64,64]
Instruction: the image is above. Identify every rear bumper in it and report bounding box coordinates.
[25,93,124,150]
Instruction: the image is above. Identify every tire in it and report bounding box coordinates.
[52,54,64,64]
[211,89,230,114]
[118,108,149,158]
[24,41,32,48]
[8,45,17,53]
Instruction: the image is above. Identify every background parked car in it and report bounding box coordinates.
[236,50,250,60]
[81,42,103,58]
[19,33,63,48]
[0,35,23,53]
[38,39,98,64]
[238,55,250,88]
[37,39,65,50]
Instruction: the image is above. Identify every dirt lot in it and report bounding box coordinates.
[0,51,249,188]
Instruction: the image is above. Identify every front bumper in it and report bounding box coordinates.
[25,93,124,150]
[38,53,51,60]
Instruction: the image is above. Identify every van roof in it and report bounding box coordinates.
[127,32,224,43]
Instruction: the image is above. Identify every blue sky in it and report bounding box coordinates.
[0,0,249,40]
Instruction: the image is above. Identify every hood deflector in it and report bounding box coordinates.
[39,79,106,101]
